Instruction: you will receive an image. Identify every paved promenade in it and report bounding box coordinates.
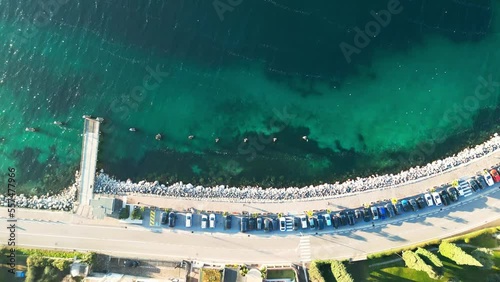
[124,150,500,214]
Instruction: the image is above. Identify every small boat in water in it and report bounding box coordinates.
[302,136,308,142]
[53,121,63,126]
[188,135,194,140]
[215,138,220,143]
[155,133,162,140]
[25,127,37,132]
[129,128,137,132]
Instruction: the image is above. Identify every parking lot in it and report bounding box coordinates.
[140,167,500,237]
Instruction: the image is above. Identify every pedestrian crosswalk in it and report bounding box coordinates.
[298,236,311,262]
[458,181,473,197]
[285,217,294,232]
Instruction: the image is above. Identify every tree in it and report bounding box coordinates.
[402,250,440,280]
[330,260,354,282]
[439,242,482,267]
[471,248,494,269]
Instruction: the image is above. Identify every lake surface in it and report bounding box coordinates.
[1,0,499,194]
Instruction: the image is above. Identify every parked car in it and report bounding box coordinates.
[439,190,451,206]
[394,202,404,215]
[447,187,459,202]
[370,206,379,220]
[293,217,300,231]
[378,207,387,220]
[339,211,349,225]
[317,215,325,230]
[332,215,340,229]
[300,215,308,229]
[240,217,248,232]
[475,175,487,189]
[354,209,363,220]
[469,179,480,192]
[324,214,332,227]
[185,212,192,228]
[483,170,494,186]
[161,212,168,225]
[309,217,316,230]
[279,217,286,232]
[416,197,427,209]
[201,215,208,229]
[272,218,279,231]
[363,207,372,222]
[347,211,356,225]
[249,218,256,231]
[424,193,434,206]
[401,200,411,212]
[264,218,272,232]
[209,213,216,228]
[409,199,419,211]
[224,215,231,230]
[431,192,442,206]
[385,204,395,218]
[490,169,500,182]
[256,217,263,230]
[168,212,176,227]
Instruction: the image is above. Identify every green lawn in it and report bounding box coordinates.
[0,255,27,281]
[267,269,297,281]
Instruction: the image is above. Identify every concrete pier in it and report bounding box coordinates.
[79,117,101,206]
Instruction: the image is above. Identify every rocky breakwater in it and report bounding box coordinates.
[94,134,500,202]
[0,172,79,211]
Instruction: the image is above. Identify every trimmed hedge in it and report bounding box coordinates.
[415,247,443,268]
[367,239,441,259]
[18,248,96,264]
[330,260,354,282]
[119,205,130,219]
[402,250,440,280]
[308,261,325,282]
[438,242,482,267]
[471,248,494,269]
[444,226,500,243]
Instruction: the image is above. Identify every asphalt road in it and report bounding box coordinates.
[1,188,498,264]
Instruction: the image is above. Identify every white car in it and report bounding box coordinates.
[279,217,286,231]
[483,171,494,186]
[201,215,208,229]
[185,212,192,228]
[324,214,332,226]
[431,192,442,206]
[300,215,308,229]
[370,206,379,220]
[424,193,434,206]
[209,213,216,228]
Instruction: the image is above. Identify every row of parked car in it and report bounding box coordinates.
[158,166,499,233]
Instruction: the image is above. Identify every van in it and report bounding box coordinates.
[240,217,248,233]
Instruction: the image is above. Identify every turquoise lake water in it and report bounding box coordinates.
[1,0,500,194]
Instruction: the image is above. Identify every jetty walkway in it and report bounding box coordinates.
[79,117,101,206]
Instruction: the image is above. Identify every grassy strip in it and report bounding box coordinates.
[12,248,96,264]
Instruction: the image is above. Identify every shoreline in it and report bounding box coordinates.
[95,134,500,203]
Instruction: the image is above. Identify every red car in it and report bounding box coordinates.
[489,169,500,183]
